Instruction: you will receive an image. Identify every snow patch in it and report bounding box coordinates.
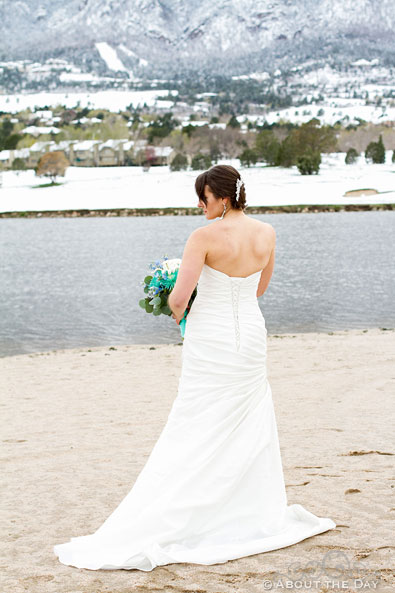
[0,90,178,113]
[95,42,127,72]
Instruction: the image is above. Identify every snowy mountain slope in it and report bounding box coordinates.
[1,0,394,77]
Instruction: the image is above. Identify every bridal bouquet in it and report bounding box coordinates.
[139,256,197,338]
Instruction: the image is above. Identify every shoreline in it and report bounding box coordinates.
[1,203,395,218]
[2,326,394,360]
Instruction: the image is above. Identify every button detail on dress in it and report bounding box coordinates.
[230,279,241,351]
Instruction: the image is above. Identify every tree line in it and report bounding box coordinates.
[1,109,394,179]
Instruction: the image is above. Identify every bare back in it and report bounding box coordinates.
[205,216,275,278]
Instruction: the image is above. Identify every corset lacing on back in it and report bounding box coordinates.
[230,279,242,351]
[189,264,263,353]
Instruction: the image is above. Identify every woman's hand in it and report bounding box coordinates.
[171,313,181,325]
[172,304,191,325]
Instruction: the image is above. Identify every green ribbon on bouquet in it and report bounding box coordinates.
[179,309,188,338]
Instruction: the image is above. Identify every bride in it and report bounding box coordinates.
[53,164,336,571]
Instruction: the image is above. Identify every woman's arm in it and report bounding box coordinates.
[168,227,208,323]
[257,226,276,299]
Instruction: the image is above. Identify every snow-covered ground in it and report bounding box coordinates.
[243,99,395,127]
[0,89,178,113]
[0,153,394,213]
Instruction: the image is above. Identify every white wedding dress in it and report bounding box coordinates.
[54,263,336,571]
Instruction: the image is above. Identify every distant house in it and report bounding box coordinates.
[133,144,175,166]
[152,146,175,165]
[351,58,379,69]
[12,148,30,166]
[0,148,30,169]
[117,140,137,164]
[208,123,227,130]
[125,139,148,164]
[0,150,13,168]
[133,139,148,151]
[22,126,61,137]
[97,139,128,166]
[122,140,135,156]
[193,101,210,114]
[70,116,103,126]
[72,140,101,166]
[35,110,53,121]
[49,140,75,163]
[181,120,209,128]
[27,141,55,167]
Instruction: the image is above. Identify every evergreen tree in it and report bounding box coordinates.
[147,112,179,143]
[276,135,299,167]
[227,115,240,129]
[292,118,337,154]
[365,141,377,163]
[191,153,212,170]
[1,118,13,138]
[2,133,20,150]
[274,119,335,168]
[238,148,257,167]
[296,150,321,175]
[0,118,19,151]
[365,135,386,164]
[376,134,385,163]
[345,148,359,164]
[170,153,188,171]
[182,124,195,138]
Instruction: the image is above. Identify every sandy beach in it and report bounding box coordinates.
[1,327,394,593]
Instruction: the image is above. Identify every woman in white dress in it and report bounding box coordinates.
[53,164,336,571]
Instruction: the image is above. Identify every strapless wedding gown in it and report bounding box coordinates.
[53,263,336,571]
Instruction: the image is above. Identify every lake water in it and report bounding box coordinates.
[1,211,394,357]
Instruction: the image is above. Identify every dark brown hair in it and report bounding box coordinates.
[195,164,247,211]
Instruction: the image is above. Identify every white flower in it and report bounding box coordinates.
[161,258,181,274]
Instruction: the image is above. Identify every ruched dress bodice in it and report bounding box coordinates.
[187,263,263,352]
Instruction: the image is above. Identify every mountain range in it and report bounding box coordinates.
[1,0,395,79]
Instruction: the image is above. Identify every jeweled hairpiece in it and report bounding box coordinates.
[235,177,244,202]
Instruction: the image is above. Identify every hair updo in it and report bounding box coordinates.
[195,164,247,211]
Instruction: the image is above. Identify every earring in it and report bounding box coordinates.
[220,202,227,220]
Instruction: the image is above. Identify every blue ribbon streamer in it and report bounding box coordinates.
[179,309,188,338]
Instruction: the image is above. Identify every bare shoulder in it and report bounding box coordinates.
[186,225,210,243]
[251,218,276,241]
[199,221,219,238]
[263,221,276,239]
